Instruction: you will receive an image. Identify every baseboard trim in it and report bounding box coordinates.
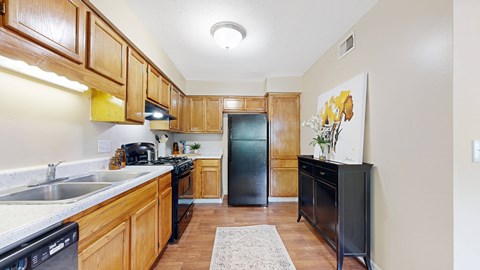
[194,198,223,204]
[268,197,298,202]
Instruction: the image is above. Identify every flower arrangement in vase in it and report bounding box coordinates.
[302,114,332,159]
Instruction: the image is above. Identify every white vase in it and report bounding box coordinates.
[313,144,321,159]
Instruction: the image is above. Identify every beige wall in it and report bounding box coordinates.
[89,0,186,90]
[186,80,266,96]
[265,76,303,92]
[302,0,453,269]
[453,0,480,268]
[0,69,158,170]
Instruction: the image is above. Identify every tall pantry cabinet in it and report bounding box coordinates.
[267,93,301,197]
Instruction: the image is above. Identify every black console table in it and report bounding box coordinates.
[297,155,373,270]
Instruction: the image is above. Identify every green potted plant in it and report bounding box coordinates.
[190,143,201,154]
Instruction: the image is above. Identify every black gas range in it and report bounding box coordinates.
[122,142,194,243]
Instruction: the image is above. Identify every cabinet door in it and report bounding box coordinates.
[126,48,146,123]
[146,66,161,104]
[223,98,244,111]
[315,179,337,246]
[268,94,300,159]
[189,97,205,132]
[78,221,129,270]
[245,97,266,112]
[201,164,221,198]
[270,166,298,197]
[131,199,158,270]
[205,97,223,132]
[3,0,85,64]
[87,12,127,85]
[299,172,315,222]
[159,186,172,250]
[159,78,170,108]
[179,94,186,132]
[169,87,179,130]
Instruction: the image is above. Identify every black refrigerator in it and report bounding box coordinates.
[228,114,268,206]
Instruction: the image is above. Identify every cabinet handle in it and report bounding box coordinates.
[319,171,326,176]
[302,166,307,169]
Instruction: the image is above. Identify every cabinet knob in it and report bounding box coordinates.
[302,166,307,169]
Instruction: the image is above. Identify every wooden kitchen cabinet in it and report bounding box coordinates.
[131,198,158,270]
[180,93,187,132]
[78,221,129,270]
[86,12,127,86]
[65,178,163,270]
[223,97,266,112]
[125,47,146,123]
[169,86,180,131]
[267,93,301,197]
[2,0,86,64]
[158,173,172,250]
[146,66,170,108]
[188,96,223,133]
[195,159,222,198]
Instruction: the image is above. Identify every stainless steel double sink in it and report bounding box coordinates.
[0,171,149,204]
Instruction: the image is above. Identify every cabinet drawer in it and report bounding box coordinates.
[158,172,172,192]
[298,161,313,175]
[314,165,337,185]
[200,159,220,166]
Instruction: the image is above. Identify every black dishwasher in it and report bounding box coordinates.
[0,222,78,270]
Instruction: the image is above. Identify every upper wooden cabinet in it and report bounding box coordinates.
[180,93,187,132]
[2,0,86,64]
[205,97,223,132]
[223,97,266,112]
[268,93,300,159]
[188,96,206,132]
[188,96,223,133]
[169,86,180,131]
[126,48,146,123]
[146,66,170,109]
[86,12,127,85]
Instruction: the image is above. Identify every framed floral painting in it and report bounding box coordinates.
[316,72,368,164]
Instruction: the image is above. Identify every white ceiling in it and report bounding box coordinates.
[126,0,378,82]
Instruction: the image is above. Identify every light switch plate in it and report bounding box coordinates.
[98,140,111,153]
[473,140,480,163]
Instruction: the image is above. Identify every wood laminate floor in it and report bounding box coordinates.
[153,200,366,270]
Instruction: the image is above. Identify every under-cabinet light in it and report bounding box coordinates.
[0,55,89,92]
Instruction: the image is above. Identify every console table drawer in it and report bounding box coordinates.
[314,165,337,185]
[299,161,313,175]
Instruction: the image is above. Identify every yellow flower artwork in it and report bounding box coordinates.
[319,90,354,151]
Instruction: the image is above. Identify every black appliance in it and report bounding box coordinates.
[122,142,194,243]
[0,222,78,270]
[228,114,268,206]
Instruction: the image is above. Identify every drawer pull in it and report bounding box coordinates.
[302,166,307,169]
[319,171,326,176]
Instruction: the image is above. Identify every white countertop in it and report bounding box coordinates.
[0,165,173,252]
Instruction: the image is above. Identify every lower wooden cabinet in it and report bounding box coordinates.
[158,173,173,250]
[78,221,129,270]
[131,199,158,270]
[269,159,298,197]
[194,159,222,198]
[65,173,173,270]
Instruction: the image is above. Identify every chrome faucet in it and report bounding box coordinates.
[46,161,64,181]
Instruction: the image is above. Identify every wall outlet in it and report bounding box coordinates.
[98,140,112,153]
[473,140,480,163]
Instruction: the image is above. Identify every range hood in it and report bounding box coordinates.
[144,101,176,121]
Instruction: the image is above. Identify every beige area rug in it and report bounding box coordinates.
[209,225,296,270]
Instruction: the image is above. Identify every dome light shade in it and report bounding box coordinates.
[210,22,246,50]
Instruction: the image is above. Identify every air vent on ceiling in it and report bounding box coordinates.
[338,31,355,60]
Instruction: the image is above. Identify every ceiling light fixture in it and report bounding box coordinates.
[210,21,246,50]
[0,55,89,92]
